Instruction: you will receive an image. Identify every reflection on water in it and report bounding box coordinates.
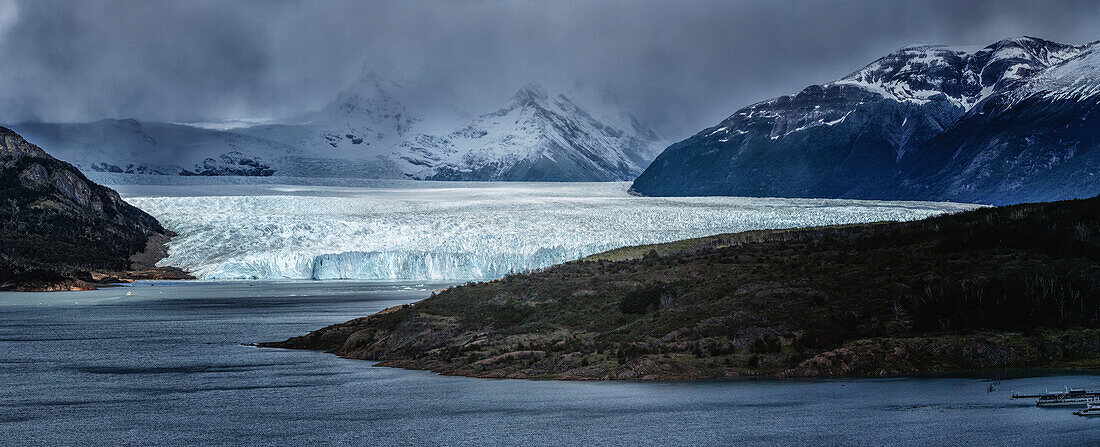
[2,281,1098,446]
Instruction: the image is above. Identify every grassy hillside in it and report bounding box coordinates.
[265,196,1100,379]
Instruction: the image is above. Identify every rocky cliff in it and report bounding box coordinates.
[0,127,189,290]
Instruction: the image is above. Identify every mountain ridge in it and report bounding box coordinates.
[630,36,1100,204]
[397,84,662,181]
[8,71,663,182]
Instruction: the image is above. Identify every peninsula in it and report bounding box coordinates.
[264,195,1100,379]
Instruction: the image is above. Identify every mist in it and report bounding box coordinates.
[0,0,1098,139]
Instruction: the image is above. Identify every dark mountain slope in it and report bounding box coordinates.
[896,46,1100,204]
[631,37,1099,204]
[629,83,961,198]
[0,127,189,290]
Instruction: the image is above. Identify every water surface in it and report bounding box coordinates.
[2,281,1098,446]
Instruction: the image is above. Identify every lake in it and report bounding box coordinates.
[2,281,1098,446]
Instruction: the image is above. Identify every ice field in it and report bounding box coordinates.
[118,180,981,281]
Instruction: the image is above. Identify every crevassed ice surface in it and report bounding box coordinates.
[121,181,980,281]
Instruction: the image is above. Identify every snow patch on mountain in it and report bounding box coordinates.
[394,84,663,181]
[30,66,664,182]
[833,37,1091,111]
[1003,44,1100,104]
[631,36,1100,204]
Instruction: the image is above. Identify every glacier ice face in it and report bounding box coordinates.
[122,181,980,281]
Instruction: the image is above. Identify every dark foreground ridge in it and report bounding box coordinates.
[0,126,191,291]
[264,196,1100,379]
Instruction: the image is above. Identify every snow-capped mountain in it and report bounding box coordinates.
[631,37,1100,204]
[836,37,1085,111]
[8,68,662,182]
[396,84,662,181]
[215,68,422,179]
[235,68,419,167]
[10,118,289,176]
[900,42,1100,204]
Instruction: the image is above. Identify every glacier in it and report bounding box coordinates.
[118,180,980,281]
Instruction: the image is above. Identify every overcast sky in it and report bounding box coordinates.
[0,0,1098,139]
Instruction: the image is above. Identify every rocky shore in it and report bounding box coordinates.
[1,265,193,292]
[265,325,1100,380]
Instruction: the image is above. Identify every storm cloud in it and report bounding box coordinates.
[0,0,1098,139]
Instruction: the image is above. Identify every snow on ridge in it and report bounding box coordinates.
[394,83,663,180]
[822,110,853,126]
[698,37,1098,147]
[1002,44,1100,104]
[832,37,1093,111]
[767,110,854,140]
[230,70,663,181]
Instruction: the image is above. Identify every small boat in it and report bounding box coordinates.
[1012,387,1095,400]
[1035,388,1100,407]
[1075,402,1100,416]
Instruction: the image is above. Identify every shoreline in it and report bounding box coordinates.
[258,324,1100,381]
[260,196,1100,382]
[257,343,1100,382]
[1,232,194,292]
[0,266,194,292]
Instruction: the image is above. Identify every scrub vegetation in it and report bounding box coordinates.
[266,195,1100,379]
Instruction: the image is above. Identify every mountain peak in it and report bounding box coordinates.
[0,125,48,162]
[988,35,1061,50]
[831,37,1093,111]
[513,84,549,104]
[313,65,417,134]
[396,81,661,182]
[632,35,1100,204]
[978,35,1087,66]
[356,65,406,91]
[0,125,26,142]
[892,44,973,54]
[1003,42,1100,104]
